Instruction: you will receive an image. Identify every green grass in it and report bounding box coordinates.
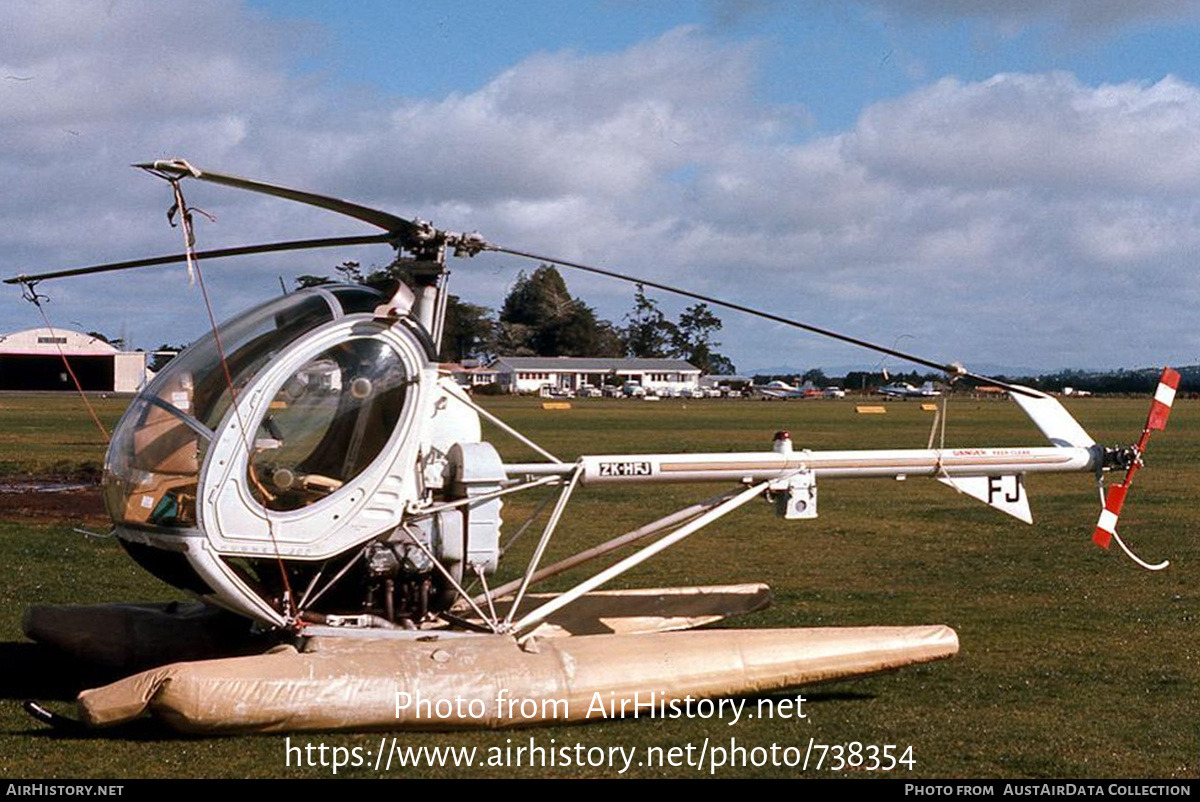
[0,393,126,476]
[0,393,1194,778]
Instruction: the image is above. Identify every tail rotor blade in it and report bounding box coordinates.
[1147,367,1181,432]
[1089,367,1179,569]
[1093,483,1128,549]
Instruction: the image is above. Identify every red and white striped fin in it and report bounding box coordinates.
[1092,483,1127,549]
[1147,367,1181,432]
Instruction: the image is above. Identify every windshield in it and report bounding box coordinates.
[247,337,411,511]
[103,286,383,528]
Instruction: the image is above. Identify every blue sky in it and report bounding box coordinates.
[248,1,1200,131]
[3,1,1200,372]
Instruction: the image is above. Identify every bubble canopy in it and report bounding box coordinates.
[102,285,400,531]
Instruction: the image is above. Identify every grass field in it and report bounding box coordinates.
[0,391,1195,779]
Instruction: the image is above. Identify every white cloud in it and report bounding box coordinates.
[849,73,1200,196]
[0,1,293,126]
[347,26,777,208]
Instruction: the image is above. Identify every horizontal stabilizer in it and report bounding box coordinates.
[1009,387,1095,448]
[937,474,1032,523]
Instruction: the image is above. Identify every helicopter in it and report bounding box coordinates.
[5,160,1179,734]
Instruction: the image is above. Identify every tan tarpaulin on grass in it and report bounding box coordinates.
[77,625,958,734]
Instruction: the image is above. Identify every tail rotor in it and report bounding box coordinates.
[1091,367,1181,570]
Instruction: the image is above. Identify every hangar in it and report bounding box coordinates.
[0,327,150,393]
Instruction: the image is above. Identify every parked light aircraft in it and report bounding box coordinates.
[878,380,941,399]
[757,379,822,399]
[4,160,1179,733]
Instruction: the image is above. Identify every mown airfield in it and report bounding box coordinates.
[0,391,1193,779]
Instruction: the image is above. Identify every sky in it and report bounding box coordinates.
[2,0,1200,374]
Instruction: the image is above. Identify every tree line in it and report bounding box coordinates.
[297,261,736,374]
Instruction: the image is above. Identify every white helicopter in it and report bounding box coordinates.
[6,160,1179,734]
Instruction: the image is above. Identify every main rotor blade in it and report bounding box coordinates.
[134,160,423,241]
[5,234,393,285]
[489,244,1039,397]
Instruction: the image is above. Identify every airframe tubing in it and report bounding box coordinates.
[504,465,583,627]
[506,445,1099,485]
[474,487,740,606]
[510,480,771,636]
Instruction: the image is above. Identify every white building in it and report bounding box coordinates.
[0,327,151,393]
[492,356,700,395]
[442,363,500,390]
